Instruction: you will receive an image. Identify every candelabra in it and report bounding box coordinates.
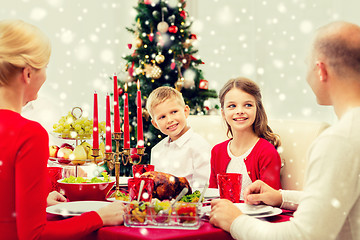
[103,133,147,197]
[104,132,131,197]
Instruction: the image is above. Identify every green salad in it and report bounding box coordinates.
[180,190,201,203]
[61,172,110,183]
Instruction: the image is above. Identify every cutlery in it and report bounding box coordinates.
[198,183,209,204]
[137,180,145,202]
[158,187,188,215]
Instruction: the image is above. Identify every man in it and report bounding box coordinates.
[209,21,360,240]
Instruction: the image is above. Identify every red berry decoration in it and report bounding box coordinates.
[168,25,178,34]
[118,87,124,96]
[179,10,187,19]
[199,79,209,90]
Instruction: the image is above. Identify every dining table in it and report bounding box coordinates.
[47,204,293,240]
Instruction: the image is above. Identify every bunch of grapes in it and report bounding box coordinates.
[53,111,105,139]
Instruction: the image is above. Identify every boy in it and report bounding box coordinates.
[146,86,211,189]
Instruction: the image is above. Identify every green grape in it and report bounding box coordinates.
[56,125,64,132]
[70,131,78,138]
[54,111,106,139]
[74,124,81,131]
[58,119,65,125]
[84,125,91,133]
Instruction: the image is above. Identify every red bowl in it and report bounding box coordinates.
[58,177,115,201]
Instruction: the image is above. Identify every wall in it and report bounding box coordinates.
[2,0,359,131]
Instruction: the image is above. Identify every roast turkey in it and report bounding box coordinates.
[140,171,192,200]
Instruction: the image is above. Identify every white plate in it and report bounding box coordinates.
[46,201,110,217]
[204,188,220,199]
[201,205,280,218]
[119,177,131,186]
[250,207,282,218]
[234,203,273,215]
[106,197,130,204]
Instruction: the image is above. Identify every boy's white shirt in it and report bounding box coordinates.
[150,127,211,190]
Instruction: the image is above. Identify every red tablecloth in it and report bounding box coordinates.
[47,209,293,240]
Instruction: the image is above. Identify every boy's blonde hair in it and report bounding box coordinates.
[146,86,186,118]
[0,19,51,86]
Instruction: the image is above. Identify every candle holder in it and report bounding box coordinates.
[122,148,131,166]
[110,132,132,197]
[104,152,114,171]
[91,148,100,165]
[130,147,145,165]
[111,132,122,198]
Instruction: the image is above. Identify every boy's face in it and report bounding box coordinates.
[151,98,190,141]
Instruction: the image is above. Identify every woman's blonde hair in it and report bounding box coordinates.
[0,19,51,86]
[146,86,185,118]
[219,77,281,148]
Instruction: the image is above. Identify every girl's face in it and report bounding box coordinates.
[221,88,257,134]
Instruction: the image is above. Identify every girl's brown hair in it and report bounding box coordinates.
[219,77,281,148]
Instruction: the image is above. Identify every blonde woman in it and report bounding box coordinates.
[0,19,124,240]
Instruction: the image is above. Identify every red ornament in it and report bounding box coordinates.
[190,34,197,40]
[118,87,124,96]
[168,25,178,34]
[128,62,135,77]
[127,44,132,49]
[130,148,139,161]
[170,62,176,70]
[144,0,152,4]
[190,55,205,64]
[199,79,209,90]
[179,10,187,19]
[148,33,154,42]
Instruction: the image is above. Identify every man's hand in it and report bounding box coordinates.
[209,199,242,232]
[243,180,282,207]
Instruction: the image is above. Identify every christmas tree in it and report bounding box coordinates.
[115,0,217,176]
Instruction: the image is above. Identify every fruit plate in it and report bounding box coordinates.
[51,132,93,140]
[49,157,98,165]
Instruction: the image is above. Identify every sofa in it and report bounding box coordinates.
[187,115,330,190]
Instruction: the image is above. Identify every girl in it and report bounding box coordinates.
[0,19,124,240]
[209,77,282,196]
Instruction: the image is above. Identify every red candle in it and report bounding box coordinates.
[105,94,112,153]
[136,80,144,148]
[93,92,99,149]
[123,84,130,149]
[113,74,121,133]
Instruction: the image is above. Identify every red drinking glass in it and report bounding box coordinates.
[128,177,154,202]
[217,173,242,203]
[48,167,63,192]
[132,164,154,178]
